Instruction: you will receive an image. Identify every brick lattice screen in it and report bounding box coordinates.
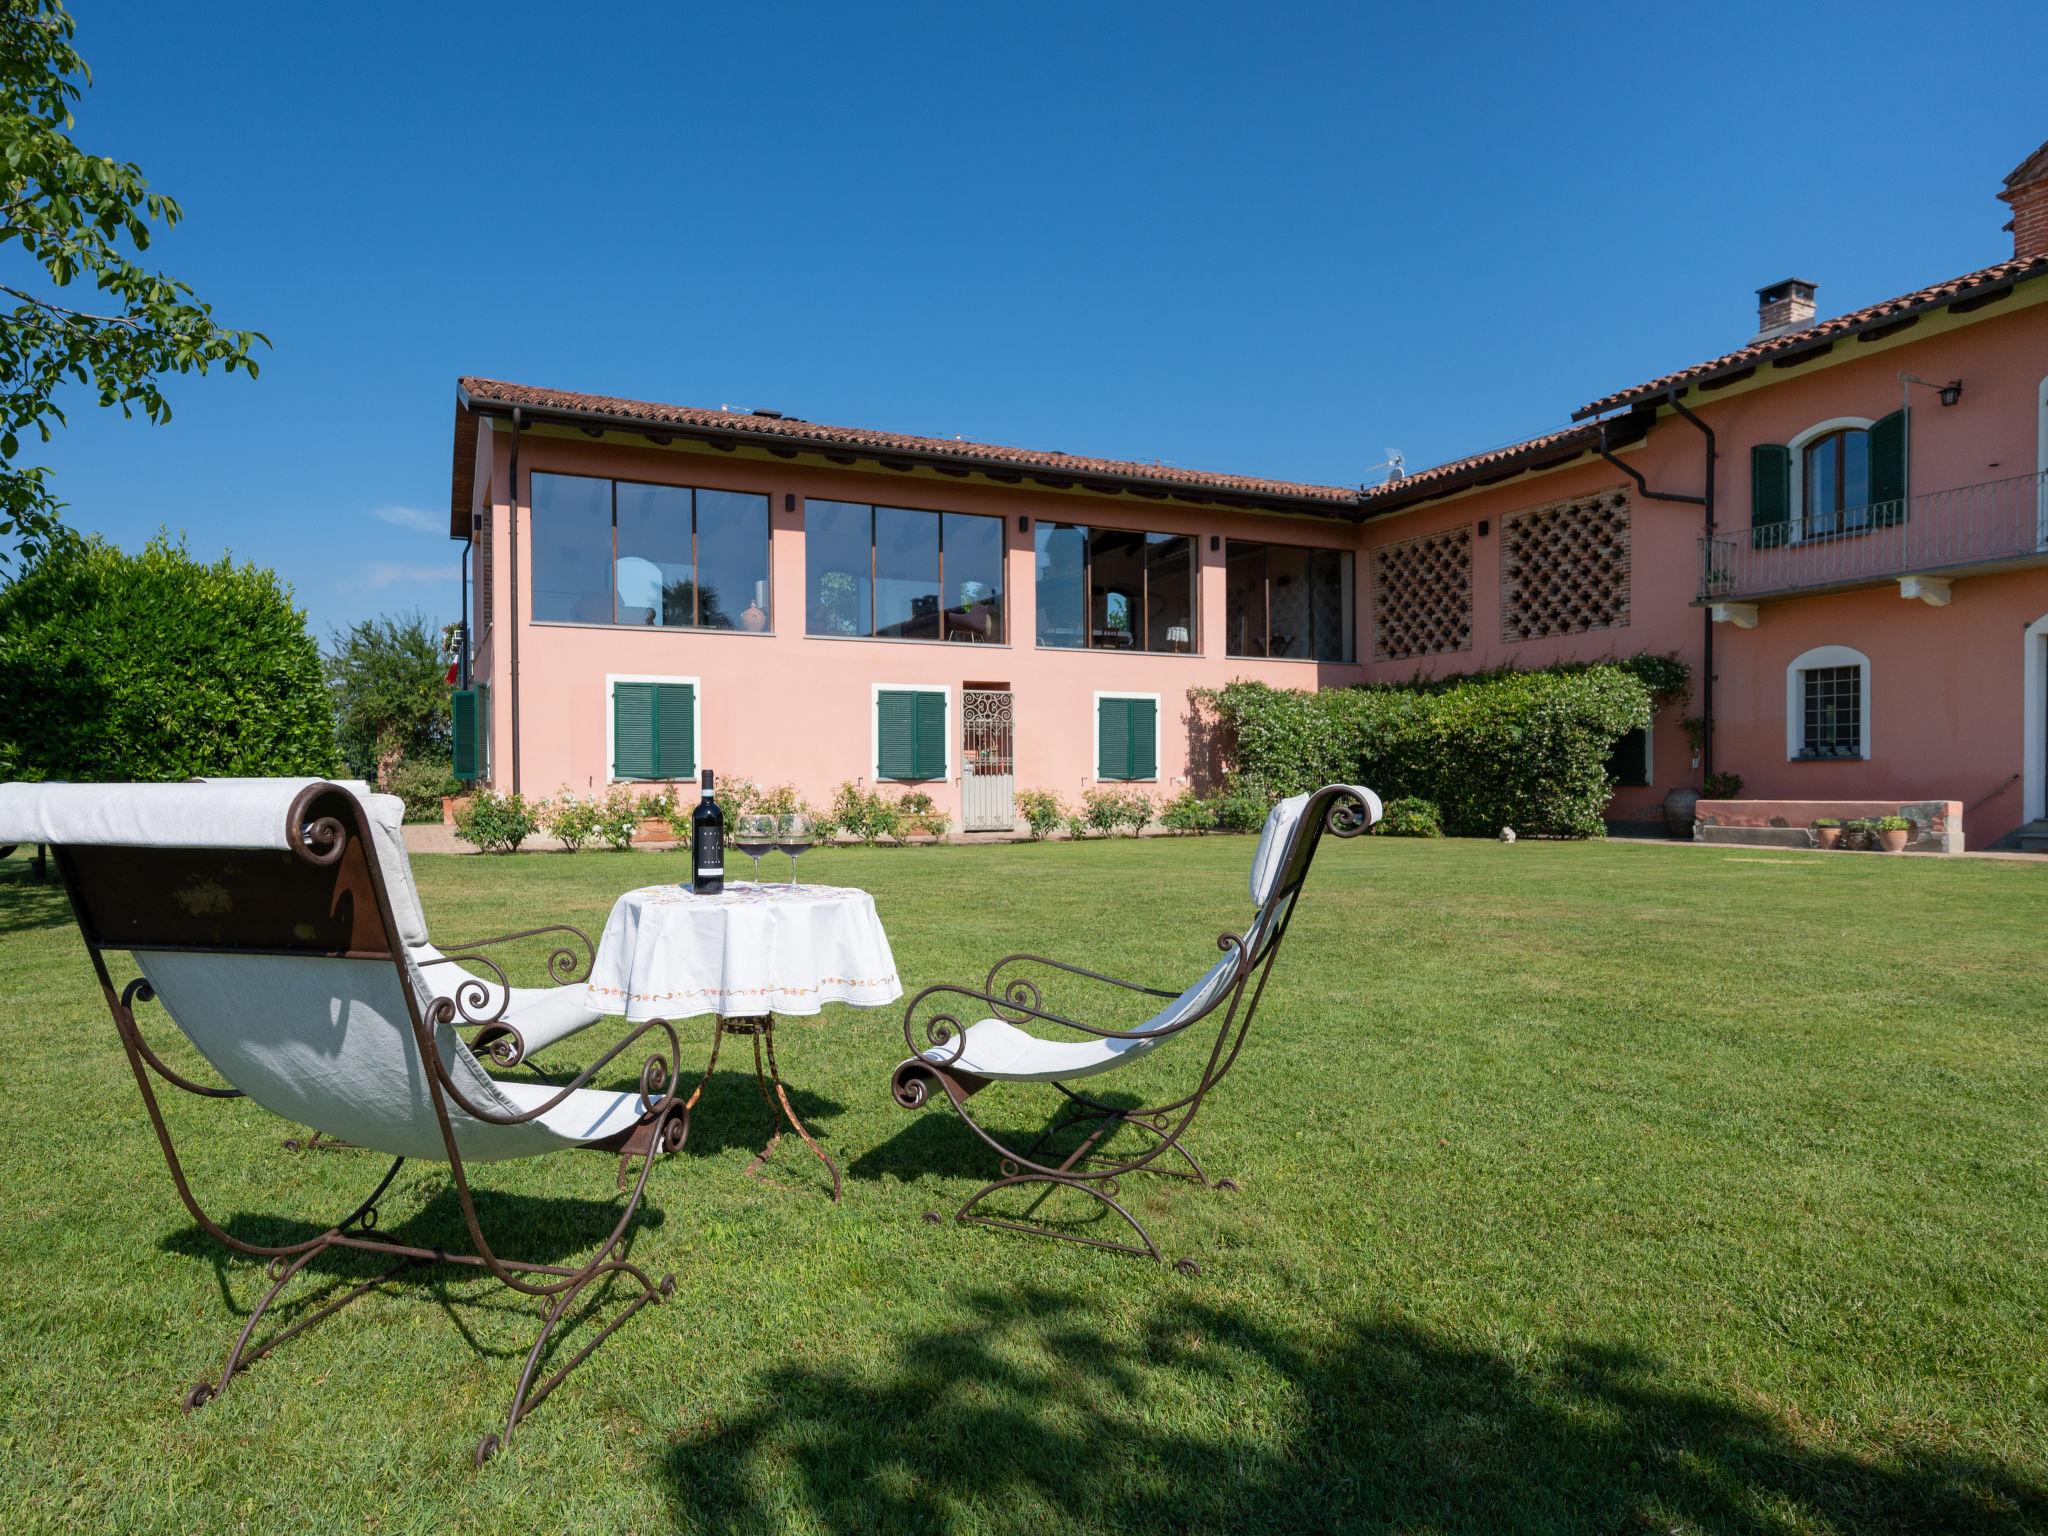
[1499,490,1631,643]
[1371,526,1473,661]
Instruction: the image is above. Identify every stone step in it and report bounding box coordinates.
[2015,820,2048,854]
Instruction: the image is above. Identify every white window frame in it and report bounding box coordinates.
[604,672,702,785]
[1091,690,1163,783]
[870,682,951,782]
[1786,416,1875,544]
[2024,613,2048,821]
[1784,645,1870,761]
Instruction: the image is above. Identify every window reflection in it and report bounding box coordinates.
[1033,522,1194,651]
[1225,540,1354,661]
[530,471,768,629]
[531,473,614,624]
[806,502,1005,642]
[942,512,1004,643]
[874,506,941,640]
[615,482,691,626]
[697,488,771,631]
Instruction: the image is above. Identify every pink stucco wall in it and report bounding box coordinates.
[1352,284,2048,845]
[470,426,1363,826]
[466,278,2048,844]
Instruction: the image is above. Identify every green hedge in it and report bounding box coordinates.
[1199,666,1654,839]
[0,532,339,782]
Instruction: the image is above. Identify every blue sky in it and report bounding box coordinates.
[24,0,2044,640]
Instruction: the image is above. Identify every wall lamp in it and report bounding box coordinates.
[1901,372,1964,408]
[1017,515,1030,533]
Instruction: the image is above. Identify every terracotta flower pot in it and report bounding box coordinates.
[441,793,473,826]
[633,816,671,844]
[1813,826,1842,850]
[1880,827,1910,853]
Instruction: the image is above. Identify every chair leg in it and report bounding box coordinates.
[184,1240,415,1411]
[952,1170,1163,1264]
[478,1259,675,1467]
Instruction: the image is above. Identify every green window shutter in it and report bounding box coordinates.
[1869,409,1907,527]
[612,683,657,780]
[877,690,917,781]
[652,683,695,780]
[1098,697,1131,780]
[450,689,480,781]
[1128,697,1157,780]
[1750,444,1791,549]
[912,691,947,781]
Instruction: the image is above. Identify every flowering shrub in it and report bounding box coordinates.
[542,790,603,851]
[1159,789,1218,834]
[1015,789,1066,841]
[454,790,542,854]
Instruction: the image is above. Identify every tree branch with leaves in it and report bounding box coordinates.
[0,0,266,567]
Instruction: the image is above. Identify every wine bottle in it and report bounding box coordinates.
[691,769,724,895]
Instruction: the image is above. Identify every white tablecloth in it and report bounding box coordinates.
[583,882,903,1022]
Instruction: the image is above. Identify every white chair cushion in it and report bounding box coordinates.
[495,1079,651,1143]
[922,953,1237,1084]
[1248,793,1311,905]
[412,943,605,1058]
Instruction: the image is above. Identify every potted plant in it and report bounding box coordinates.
[1811,817,1842,850]
[1701,771,1743,800]
[1875,814,1913,853]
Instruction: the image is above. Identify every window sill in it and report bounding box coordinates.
[1787,753,1869,763]
[811,632,1011,648]
[1037,643,1202,659]
[1224,651,1358,666]
[530,619,777,637]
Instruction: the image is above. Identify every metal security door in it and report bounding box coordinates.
[961,689,1016,832]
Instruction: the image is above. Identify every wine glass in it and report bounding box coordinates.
[732,814,779,886]
[775,812,815,888]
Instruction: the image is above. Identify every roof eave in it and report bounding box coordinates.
[453,385,1362,521]
[1570,258,2048,421]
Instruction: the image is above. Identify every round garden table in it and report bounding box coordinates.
[582,881,902,1200]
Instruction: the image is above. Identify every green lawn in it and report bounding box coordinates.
[2,834,2046,1533]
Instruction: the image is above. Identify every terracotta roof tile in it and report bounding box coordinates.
[1572,252,2048,419]
[456,377,1357,507]
[1356,423,1604,512]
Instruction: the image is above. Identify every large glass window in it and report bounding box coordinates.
[531,471,769,629]
[695,488,772,630]
[1802,428,1870,538]
[1224,541,1354,661]
[1032,523,1195,652]
[804,503,1005,642]
[531,473,614,624]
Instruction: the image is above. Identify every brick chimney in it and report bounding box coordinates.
[1752,278,1817,342]
[1999,137,2048,259]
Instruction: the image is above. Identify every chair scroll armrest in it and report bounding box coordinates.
[432,924,597,988]
[902,962,1236,1072]
[118,977,243,1099]
[983,953,1180,1021]
[420,1006,683,1129]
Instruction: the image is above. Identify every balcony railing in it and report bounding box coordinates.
[1698,469,2048,603]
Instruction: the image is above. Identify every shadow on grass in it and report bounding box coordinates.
[673,1068,845,1160]
[0,861,71,935]
[660,1285,2047,1535]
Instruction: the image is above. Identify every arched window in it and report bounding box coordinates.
[1802,426,1870,538]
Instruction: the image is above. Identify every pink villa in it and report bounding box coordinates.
[448,139,2048,850]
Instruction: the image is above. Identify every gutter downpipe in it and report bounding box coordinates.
[507,406,523,794]
[1595,393,1717,777]
[458,539,471,689]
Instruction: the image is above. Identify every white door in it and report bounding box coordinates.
[961,689,1016,832]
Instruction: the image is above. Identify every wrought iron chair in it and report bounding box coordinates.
[891,782,1381,1270]
[0,777,688,1466]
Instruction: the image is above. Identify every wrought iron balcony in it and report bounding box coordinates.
[1698,469,2048,604]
